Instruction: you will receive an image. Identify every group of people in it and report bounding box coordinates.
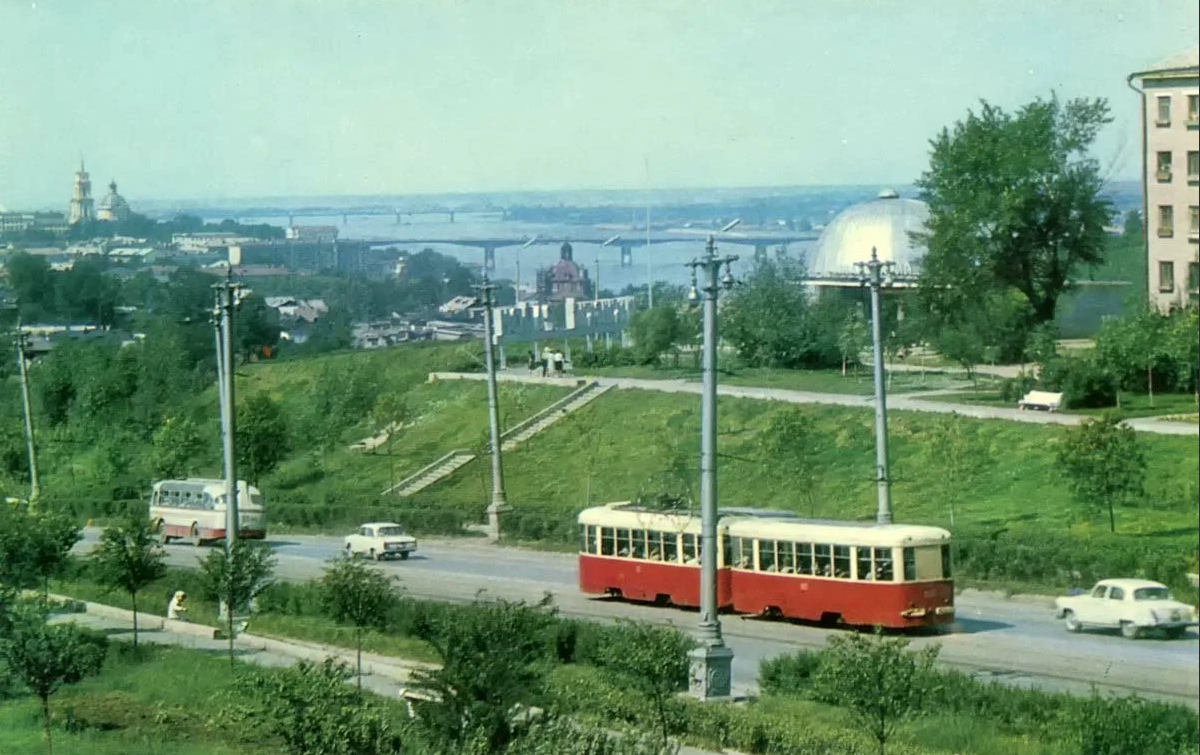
[529,347,567,377]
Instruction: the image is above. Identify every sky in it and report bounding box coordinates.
[1,0,1197,208]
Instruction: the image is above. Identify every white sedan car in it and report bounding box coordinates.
[1055,578,1198,639]
[344,522,418,561]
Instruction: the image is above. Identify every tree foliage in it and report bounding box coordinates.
[915,95,1114,339]
[923,413,988,527]
[1056,414,1146,533]
[320,554,400,687]
[592,620,694,748]
[760,408,822,516]
[237,392,289,484]
[150,416,206,479]
[1075,690,1192,755]
[810,628,939,755]
[197,540,277,667]
[629,306,688,366]
[721,259,839,369]
[0,508,81,598]
[90,516,168,648]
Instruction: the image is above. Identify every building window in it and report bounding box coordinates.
[1191,206,1200,235]
[1157,151,1173,181]
[1159,261,1175,293]
[1159,205,1175,237]
[1189,95,1199,125]
[1157,95,1172,126]
[1189,151,1200,181]
[1190,262,1200,294]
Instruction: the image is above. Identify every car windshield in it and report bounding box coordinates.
[1133,587,1172,601]
[378,526,405,537]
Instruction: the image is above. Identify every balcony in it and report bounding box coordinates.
[1158,226,1175,238]
[1156,169,1173,182]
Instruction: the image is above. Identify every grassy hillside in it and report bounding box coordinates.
[419,388,1199,542]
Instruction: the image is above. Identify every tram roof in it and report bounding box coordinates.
[724,517,951,547]
[577,503,703,533]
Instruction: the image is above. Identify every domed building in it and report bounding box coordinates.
[807,189,929,287]
[536,241,593,302]
[96,180,131,223]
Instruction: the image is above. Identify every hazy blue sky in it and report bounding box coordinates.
[1,0,1196,207]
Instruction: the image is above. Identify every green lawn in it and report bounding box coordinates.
[418,388,1200,540]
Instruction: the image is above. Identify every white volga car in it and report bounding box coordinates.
[344,522,418,561]
[1055,579,1198,639]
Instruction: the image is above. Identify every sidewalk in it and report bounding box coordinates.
[49,596,738,755]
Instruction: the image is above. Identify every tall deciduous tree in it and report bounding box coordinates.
[90,516,168,648]
[150,416,205,479]
[722,259,838,369]
[810,629,938,755]
[1056,414,1146,533]
[760,408,822,517]
[630,306,685,366]
[237,392,289,485]
[915,95,1114,333]
[0,601,108,755]
[197,540,276,668]
[319,555,400,688]
[924,413,988,527]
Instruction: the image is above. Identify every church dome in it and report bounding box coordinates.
[96,180,131,222]
[808,189,929,279]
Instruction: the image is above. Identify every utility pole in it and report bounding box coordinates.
[684,225,739,700]
[14,326,41,508]
[855,247,896,525]
[475,275,509,543]
[214,269,242,554]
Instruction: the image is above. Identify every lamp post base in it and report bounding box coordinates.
[688,643,734,701]
[485,500,511,544]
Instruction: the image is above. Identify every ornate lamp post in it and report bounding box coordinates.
[854,247,896,525]
[475,275,509,543]
[684,221,739,700]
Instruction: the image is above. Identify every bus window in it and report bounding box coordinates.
[630,530,646,559]
[874,548,894,581]
[903,548,917,581]
[855,547,873,581]
[682,534,698,564]
[833,546,852,579]
[778,542,795,573]
[941,544,953,579]
[815,544,833,577]
[616,529,632,557]
[758,540,776,572]
[662,533,679,563]
[796,543,814,575]
[601,527,616,556]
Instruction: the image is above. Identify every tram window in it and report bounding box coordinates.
[647,531,663,560]
[662,533,679,563]
[796,543,814,575]
[874,548,894,581]
[941,544,953,579]
[833,546,852,579]
[630,530,646,559]
[729,537,742,568]
[682,534,698,564]
[902,548,917,581]
[758,540,776,572]
[856,547,873,581]
[579,525,587,553]
[616,529,632,557]
[778,542,795,573]
[721,536,732,568]
[815,544,833,577]
[601,527,616,556]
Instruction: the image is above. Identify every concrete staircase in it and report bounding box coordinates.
[382,449,476,497]
[498,381,611,452]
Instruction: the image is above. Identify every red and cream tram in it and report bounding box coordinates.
[578,502,955,629]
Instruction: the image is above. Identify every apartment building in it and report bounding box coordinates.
[1129,47,1200,311]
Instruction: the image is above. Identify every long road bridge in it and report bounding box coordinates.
[351,229,821,270]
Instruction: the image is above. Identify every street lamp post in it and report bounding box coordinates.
[475,275,509,543]
[213,269,243,554]
[854,247,895,526]
[14,326,41,508]
[684,222,739,701]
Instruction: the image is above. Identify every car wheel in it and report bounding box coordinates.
[1120,621,1142,639]
[399,552,410,561]
[1063,610,1081,633]
[1163,626,1187,640]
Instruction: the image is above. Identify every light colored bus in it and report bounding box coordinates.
[149,478,267,546]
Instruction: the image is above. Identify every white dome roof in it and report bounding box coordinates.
[808,189,929,279]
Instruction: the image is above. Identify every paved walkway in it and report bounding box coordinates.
[50,598,738,755]
[430,371,1199,436]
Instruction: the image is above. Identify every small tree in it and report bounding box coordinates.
[236,392,289,485]
[90,516,168,648]
[594,619,695,748]
[150,416,205,479]
[1056,415,1146,533]
[837,308,870,376]
[630,306,684,366]
[810,629,938,755]
[0,508,82,601]
[197,540,277,668]
[229,659,405,755]
[925,413,988,527]
[319,554,400,688]
[0,601,108,755]
[760,408,821,517]
[408,594,559,752]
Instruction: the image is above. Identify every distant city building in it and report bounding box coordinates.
[1129,47,1200,311]
[536,241,592,301]
[172,232,254,253]
[96,180,132,222]
[285,225,339,241]
[264,296,329,323]
[806,188,929,289]
[69,161,95,224]
[1,210,69,236]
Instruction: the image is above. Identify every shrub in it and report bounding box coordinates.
[1040,356,1116,409]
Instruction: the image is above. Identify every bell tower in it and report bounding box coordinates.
[69,160,94,224]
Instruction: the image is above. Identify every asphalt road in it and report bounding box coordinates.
[75,530,1200,709]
